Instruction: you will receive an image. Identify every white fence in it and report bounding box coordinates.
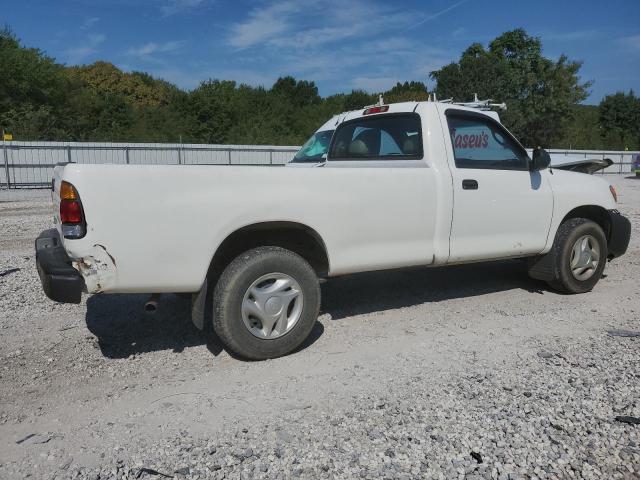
[1,141,300,188]
[540,149,638,175]
[1,141,637,189]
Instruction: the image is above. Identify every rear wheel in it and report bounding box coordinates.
[212,246,320,360]
[547,218,607,294]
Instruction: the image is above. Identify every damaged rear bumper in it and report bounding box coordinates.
[35,229,85,304]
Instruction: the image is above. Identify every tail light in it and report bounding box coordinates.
[363,105,389,115]
[60,181,86,239]
[609,185,618,203]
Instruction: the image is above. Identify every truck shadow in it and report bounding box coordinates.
[85,293,206,359]
[85,293,325,359]
[85,259,544,358]
[320,259,544,321]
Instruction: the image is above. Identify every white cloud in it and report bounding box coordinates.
[64,33,106,65]
[227,0,302,49]
[621,34,640,51]
[127,41,185,57]
[179,0,455,94]
[81,17,99,30]
[368,37,414,52]
[452,27,465,39]
[161,0,207,16]
[228,0,416,50]
[408,0,471,30]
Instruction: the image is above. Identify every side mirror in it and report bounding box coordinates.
[531,147,551,171]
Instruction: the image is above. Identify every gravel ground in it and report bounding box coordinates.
[0,175,639,480]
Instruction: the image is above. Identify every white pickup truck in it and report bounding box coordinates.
[36,100,631,360]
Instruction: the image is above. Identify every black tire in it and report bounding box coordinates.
[212,246,320,360]
[546,218,607,294]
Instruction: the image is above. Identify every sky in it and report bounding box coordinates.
[4,0,640,103]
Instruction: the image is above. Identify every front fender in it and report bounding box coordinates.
[543,170,616,253]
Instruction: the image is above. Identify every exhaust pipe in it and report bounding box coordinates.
[144,293,161,313]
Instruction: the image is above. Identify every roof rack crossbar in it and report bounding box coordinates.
[447,92,507,111]
[360,92,506,111]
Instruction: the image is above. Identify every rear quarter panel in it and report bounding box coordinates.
[60,161,441,293]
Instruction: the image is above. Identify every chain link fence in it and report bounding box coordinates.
[1,141,638,189]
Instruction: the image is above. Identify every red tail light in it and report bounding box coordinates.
[363,105,389,115]
[60,200,82,223]
[59,181,86,239]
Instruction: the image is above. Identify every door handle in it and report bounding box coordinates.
[462,179,478,190]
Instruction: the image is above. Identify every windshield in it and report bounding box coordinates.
[291,130,334,163]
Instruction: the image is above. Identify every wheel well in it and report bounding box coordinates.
[209,222,329,280]
[561,205,611,240]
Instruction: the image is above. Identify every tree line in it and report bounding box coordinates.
[1,27,638,149]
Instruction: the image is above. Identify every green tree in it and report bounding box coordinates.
[431,29,590,147]
[0,105,66,140]
[384,81,429,103]
[0,28,74,139]
[69,62,176,108]
[67,90,134,141]
[340,90,377,111]
[3,24,639,150]
[554,105,604,150]
[188,80,240,144]
[598,91,640,150]
[271,76,320,107]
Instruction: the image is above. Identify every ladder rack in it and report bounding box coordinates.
[431,92,507,111]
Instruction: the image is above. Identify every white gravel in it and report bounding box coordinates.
[0,176,639,480]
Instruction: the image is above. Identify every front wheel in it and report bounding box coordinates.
[212,246,320,360]
[547,218,607,294]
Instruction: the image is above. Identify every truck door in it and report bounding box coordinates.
[323,111,440,273]
[444,109,553,263]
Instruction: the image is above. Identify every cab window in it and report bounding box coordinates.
[446,113,528,170]
[329,114,422,160]
[292,130,334,163]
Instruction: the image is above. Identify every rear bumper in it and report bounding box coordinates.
[607,210,631,259]
[35,229,85,304]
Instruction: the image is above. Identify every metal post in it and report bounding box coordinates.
[269,150,273,165]
[178,146,182,165]
[125,146,130,164]
[620,154,624,174]
[67,144,72,163]
[2,139,9,189]
[228,149,232,165]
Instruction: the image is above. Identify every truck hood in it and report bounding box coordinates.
[552,158,613,174]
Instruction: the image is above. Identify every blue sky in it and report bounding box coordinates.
[5,0,640,103]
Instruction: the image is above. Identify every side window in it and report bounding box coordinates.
[292,130,334,163]
[447,114,528,170]
[329,114,422,160]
